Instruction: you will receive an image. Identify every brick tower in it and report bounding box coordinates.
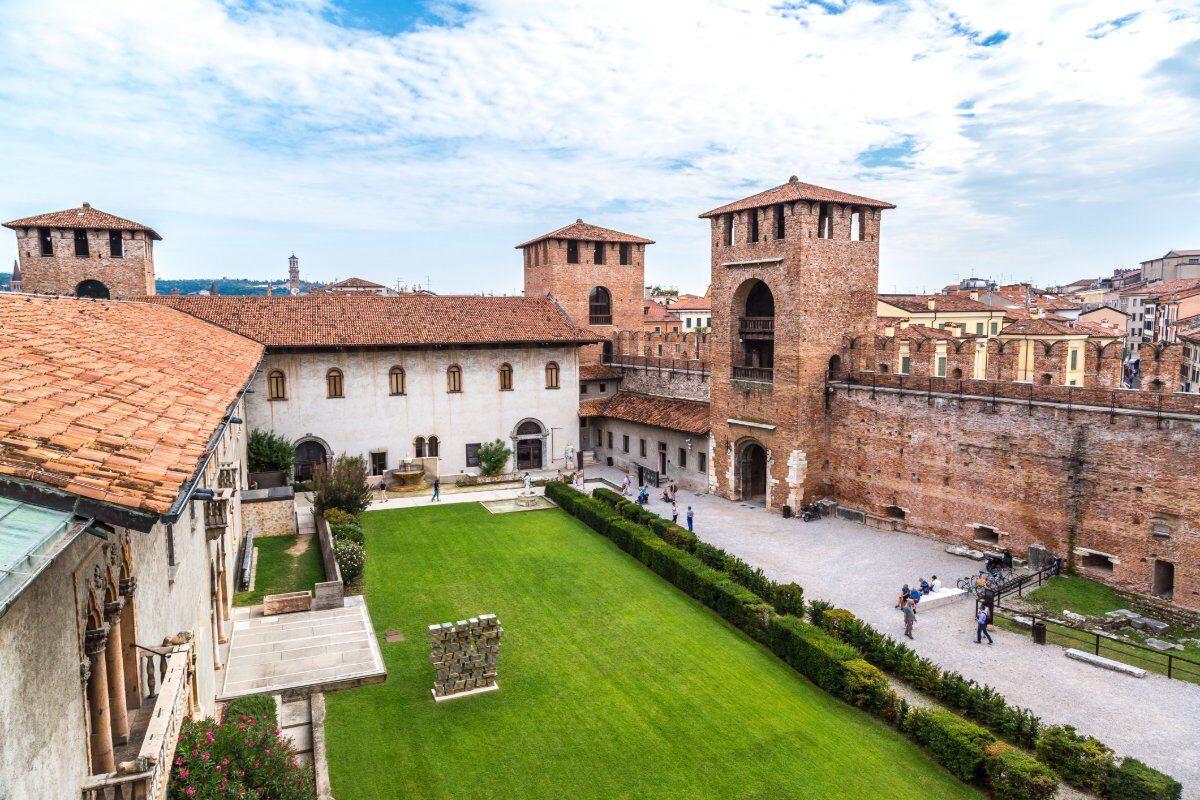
[519,220,653,362]
[701,176,894,511]
[2,204,159,299]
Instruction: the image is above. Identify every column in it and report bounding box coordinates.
[85,625,115,774]
[119,577,141,709]
[104,598,130,745]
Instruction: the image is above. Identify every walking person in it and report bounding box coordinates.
[686,506,694,532]
[901,598,917,639]
[671,502,678,524]
[377,477,387,502]
[621,475,631,496]
[669,479,677,501]
[976,607,994,645]
[431,477,440,502]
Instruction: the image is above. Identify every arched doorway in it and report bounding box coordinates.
[737,440,768,505]
[827,354,843,380]
[76,279,110,299]
[512,419,546,471]
[294,438,330,481]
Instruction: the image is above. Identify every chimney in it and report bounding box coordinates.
[927,298,936,311]
[969,290,979,301]
[884,323,895,337]
[1033,307,1043,320]
[82,202,91,209]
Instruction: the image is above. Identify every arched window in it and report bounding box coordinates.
[447,365,463,393]
[267,370,287,400]
[75,279,110,299]
[428,436,440,457]
[545,361,560,389]
[499,363,514,391]
[589,286,612,325]
[389,366,405,396]
[326,368,344,398]
[414,436,426,458]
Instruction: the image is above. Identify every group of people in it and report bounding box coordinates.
[621,475,695,532]
[554,470,586,490]
[894,574,994,645]
[895,575,942,608]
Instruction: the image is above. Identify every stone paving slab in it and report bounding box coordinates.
[219,595,386,700]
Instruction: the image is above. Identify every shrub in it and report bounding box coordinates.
[592,487,624,507]
[841,658,891,714]
[476,439,512,476]
[721,556,774,599]
[170,712,313,800]
[322,508,358,527]
[225,694,276,725]
[765,616,861,698]
[313,454,372,516]
[691,540,728,570]
[646,516,698,551]
[822,608,856,636]
[335,540,365,582]
[544,480,576,511]
[330,522,365,545]
[247,429,295,476]
[984,742,1059,800]
[619,502,656,525]
[1035,725,1114,794]
[292,480,313,493]
[1105,758,1182,800]
[906,707,995,783]
[771,582,804,617]
[806,598,834,627]
[572,496,619,535]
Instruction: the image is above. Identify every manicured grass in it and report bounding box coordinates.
[1025,575,1129,617]
[233,534,325,607]
[324,504,981,800]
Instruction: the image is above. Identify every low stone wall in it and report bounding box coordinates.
[241,487,297,538]
[314,513,344,611]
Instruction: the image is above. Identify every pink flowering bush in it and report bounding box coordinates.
[168,708,312,800]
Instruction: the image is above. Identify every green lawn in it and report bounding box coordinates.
[233,534,325,607]
[323,504,981,800]
[1024,575,1129,617]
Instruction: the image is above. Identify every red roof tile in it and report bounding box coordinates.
[142,294,599,348]
[998,319,1103,337]
[0,295,262,515]
[700,176,894,218]
[581,391,709,435]
[579,364,620,381]
[878,294,999,314]
[670,294,711,311]
[643,300,679,323]
[516,220,654,248]
[323,277,388,291]
[4,204,161,240]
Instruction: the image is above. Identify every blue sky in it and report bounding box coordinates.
[1,0,1198,294]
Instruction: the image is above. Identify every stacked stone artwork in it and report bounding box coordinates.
[428,614,503,701]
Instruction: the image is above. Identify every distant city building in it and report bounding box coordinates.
[1141,249,1200,283]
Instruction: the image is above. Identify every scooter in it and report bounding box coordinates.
[800,503,821,522]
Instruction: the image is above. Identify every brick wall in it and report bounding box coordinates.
[824,386,1200,609]
[618,368,710,402]
[12,228,155,299]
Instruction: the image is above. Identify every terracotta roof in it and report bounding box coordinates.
[581,391,709,435]
[515,220,654,248]
[1176,314,1200,342]
[578,397,610,418]
[3,204,162,240]
[1144,279,1200,303]
[142,294,599,348]
[1080,306,1129,318]
[700,176,894,218]
[0,295,262,516]
[1157,250,1200,259]
[999,319,1091,337]
[323,277,387,291]
[579,364,620,381]
[670,294,711,311]
[878,322,978,342]
[643,300,680,323]
[1000,306,1071,322]
[878,294,999,314]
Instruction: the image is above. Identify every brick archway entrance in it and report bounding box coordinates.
[737,441,767,505]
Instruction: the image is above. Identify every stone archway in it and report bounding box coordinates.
[511,418,547,471]
[76,279,110,299]
[736,439,768,505]
[294,436,331,481]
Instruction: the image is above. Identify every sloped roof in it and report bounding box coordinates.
[877,321,978,342]
[579,364,620,381]
[999,319,1091,337]
[1144,279,1200,303]
[580,391,710,435]
[3,205,162,240]
[1157,250,1200,259]
[643,300,679,324]
[0,295,262,516]
[700,176,894,218]
[878,294,999,314]
[323,277,387,291]
[516,220,654,248]
[143,294,599,348]
[670,294,711,311]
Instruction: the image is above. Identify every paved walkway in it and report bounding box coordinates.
[627,486,1198,795]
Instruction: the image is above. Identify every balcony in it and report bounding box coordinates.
[739,316,775,339]
[81,641,192,800]
[733,365,774,383]
[588,315,613,326]
[204,497,229,535]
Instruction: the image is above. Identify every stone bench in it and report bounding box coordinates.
[263,591,313,616]
[1065,648,1147,678]
[915,587,968,610]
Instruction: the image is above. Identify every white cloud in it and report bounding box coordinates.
[0,0,1197,291]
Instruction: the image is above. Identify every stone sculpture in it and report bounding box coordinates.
[428,614,503,701]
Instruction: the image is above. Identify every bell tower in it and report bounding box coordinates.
[519,220,653,362]
[287,253,301,295]
[702,177,894,511]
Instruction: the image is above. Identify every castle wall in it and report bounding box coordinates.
[11,228,155,299]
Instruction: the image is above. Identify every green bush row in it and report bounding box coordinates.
[765,615,892,715]
[1035,725,1180,800]
[225,693,277,725]
[330,521,365,545]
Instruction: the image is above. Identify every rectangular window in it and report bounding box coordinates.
[975,322,984,334]
[936,356,947,377]
[678,448,687,469]
[594,428,602,447]
[1069,349,1079,370]
[567,240,579,264]
[466,443,481,468]
[622,435,630,453]
[990,321,999,335]
[606,431,613,449]
[599,382,606,393]
[619,242,631,265]
[698,452,707,473]
[639,439,647,458]
[370,451,387,475]
[817,204,832,239]
[900,356,911,374]
[748,209,759,243]
[685,318,692,328]
[109,231,124,258]
[74,229,89,257]
[594,242,605,264]
[850,208,864,241]
[166,524,178,568]
[722,213,733,246]
[38,228,52,257]
[774,204,785,240]
[580,382,588,394]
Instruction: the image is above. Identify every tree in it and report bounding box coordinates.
[476,439,512,476]
[313,454,372,515]
[247,429,295,476]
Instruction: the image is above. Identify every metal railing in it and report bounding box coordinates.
[588,314,613,326]
[732,365,773,383]
[739,316,775,335]
[605,355,709,376]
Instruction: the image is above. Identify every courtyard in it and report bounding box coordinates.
[322,502,981,799]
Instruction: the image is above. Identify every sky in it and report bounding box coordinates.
[1,0,1198,295]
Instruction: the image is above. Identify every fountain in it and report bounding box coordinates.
[390,460,426,490]
[515,472,539,507]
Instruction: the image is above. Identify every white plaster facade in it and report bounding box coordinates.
[248,345,582,477]
[586,417,710,493]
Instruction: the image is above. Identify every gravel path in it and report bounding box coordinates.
[632,486,1198,796]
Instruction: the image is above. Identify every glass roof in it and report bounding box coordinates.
[0,497,78,615]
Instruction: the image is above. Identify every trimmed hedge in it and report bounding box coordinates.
[1035,725,1114,794]
[330,522,365,544]
[984,742,1059,800]
[593,486,624,507]
[1106,758,1183,800]
[907,708,995,783]
[322,508,358,527]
